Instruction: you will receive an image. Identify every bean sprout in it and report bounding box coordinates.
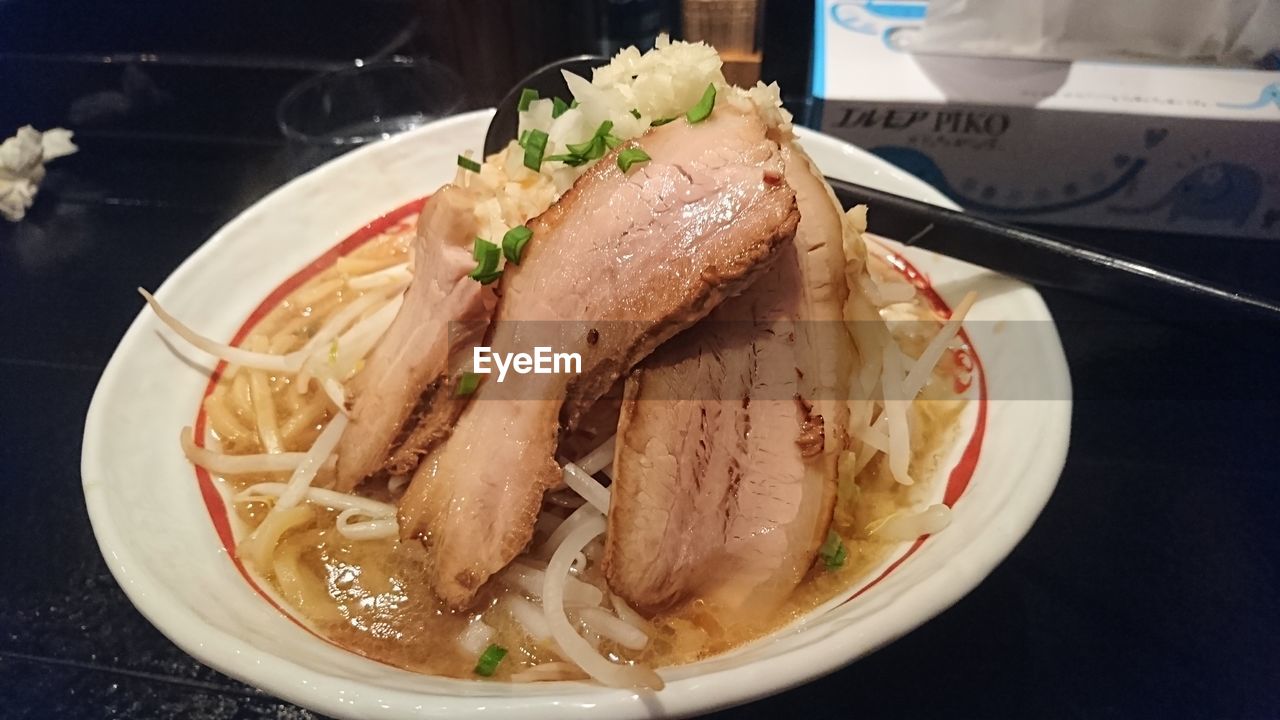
[542,513,663,689]
[181,427,307,474]
[234,482,395,517]
[335,507,398,540]
[273,413,349,513]
[562,462,611,513]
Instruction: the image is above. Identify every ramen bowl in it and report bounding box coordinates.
[82,109,1071,719]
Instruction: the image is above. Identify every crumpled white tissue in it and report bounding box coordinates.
[1,126,78,222]
[913,0,1280,66]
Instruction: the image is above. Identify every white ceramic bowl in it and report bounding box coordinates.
[82,110,1071,719]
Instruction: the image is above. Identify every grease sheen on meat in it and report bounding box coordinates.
[399,104,800,609]
[603,144,853,620]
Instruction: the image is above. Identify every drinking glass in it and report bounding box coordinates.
[276,59,465,172]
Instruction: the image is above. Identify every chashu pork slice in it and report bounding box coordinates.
[603,143,853,619]
[334,186,498,492]
[399,104,800,609]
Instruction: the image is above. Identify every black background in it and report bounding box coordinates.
[2,1,1278,718]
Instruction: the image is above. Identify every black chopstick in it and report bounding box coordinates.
[825,177,1280,325]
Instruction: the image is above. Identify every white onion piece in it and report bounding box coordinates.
[346,262,411,290]
[576,607,649,650]
[519,97,555,135]
[234,482,395,517]
[546,106,591,149]
[872,504,953,541]
[550,166,578,193]
[574,436,616,475]
[387,474,409,494]
[181,427,306,474]
[502,562,603,607]
[542,514,663,690]
[335,507,399,540]
[534,503,601,560]
[273,413,349,513]
[563,71,614,129]
[503,143,528,178]
[902,291,976,398]
[457,617,496,656]
[505,596,552,641]
[562,462,610,514]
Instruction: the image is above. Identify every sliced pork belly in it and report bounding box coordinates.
[334,186,497,492]
[603,144,852,619]
[399,105,800,609]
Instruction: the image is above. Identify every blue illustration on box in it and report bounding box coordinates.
[1109,163,1261,227]
[1217,82,1280,111]
[870,145,1149,216]
[831,0,926,35]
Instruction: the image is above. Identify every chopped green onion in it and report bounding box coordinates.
[456,154,481,173]
[630,108,642,119]
[686,83,717,123]
[501,225,533,265]
[566,120,614,156]
[469,237,502,284]
[565,136,601,158]
[819,530,847,569]
[472,236,496,261]
[547,120,626,168]
[570,99,580,109]
[518,129,531,147]
[474,643,508,676]
[650,116,676,127]
[522,129,549,171]
[617,147,651,172]
[545,153,589,167]
[517,88,538,112]
[551,97,570,118]
[455,371,481,397]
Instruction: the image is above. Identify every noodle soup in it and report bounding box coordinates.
[144,36,982,688]
[191,218,971,681]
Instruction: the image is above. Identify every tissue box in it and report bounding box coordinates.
[808,0,1280,239]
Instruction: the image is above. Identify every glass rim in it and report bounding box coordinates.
[275,58,466,146]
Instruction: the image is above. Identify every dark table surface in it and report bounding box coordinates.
[3,3,1280,718]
